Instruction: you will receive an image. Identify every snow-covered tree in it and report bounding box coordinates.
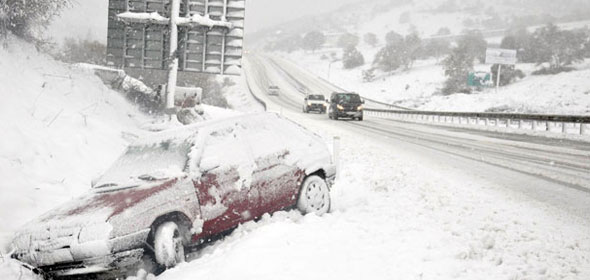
[342,46,364,69]
[531,24,586,70]
[441,32,487,94]
[384,31,403,45]
[302,31,325,53]
[373,32,423,72]
[364,32,378,47]
[1,0,71,39]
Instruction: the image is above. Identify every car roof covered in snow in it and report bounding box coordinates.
[131,113,332,176]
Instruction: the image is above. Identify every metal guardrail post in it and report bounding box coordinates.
[518,120,523,129]
[582,123,587,135]
[546,121,550,131]
[532,120,537,131]
[507,119,511,128]
[562,123,567,134]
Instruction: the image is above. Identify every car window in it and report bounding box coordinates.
[199,125,256,190]
[335,94,361,103]
[308,95,324,100]
[94,140,190,188]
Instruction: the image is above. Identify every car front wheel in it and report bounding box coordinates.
[154,221,186,268]
[297,175,331,215]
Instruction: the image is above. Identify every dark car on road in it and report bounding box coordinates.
[10,113,335,279]
[303,94,327,114]
[328,92,364,121]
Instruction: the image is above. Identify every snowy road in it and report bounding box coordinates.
[245,54,590,219]
[154,54,590,280]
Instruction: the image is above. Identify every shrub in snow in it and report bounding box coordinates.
[0,0,71,40]
[55,37,106,65]
[342,46,364,69]
[302,31,325,53]
[364,32,378,47]
[490,64,525,86]
[362,69,375,83]
[337,33,359,49]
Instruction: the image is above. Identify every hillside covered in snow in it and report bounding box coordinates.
[0,36,151,249]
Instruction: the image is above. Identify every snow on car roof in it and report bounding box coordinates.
[132,113,331,176]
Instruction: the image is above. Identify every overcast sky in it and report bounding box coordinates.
[48,0,361,44]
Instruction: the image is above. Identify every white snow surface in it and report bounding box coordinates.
[154,110,590,280]
[0,36,150,249]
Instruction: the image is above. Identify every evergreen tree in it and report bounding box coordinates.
[302,31,326,53]
[442,33,487,94]
[342,46,364,69]
[1,0,71,39]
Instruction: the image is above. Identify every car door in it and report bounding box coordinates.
[243,123,305,218]
[192,124,259,238]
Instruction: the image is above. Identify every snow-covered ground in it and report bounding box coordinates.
[278,50,590,114]
[154,109,590,280]
[1,35,589,280]
[0,36,149,248]
[0,37,240,250]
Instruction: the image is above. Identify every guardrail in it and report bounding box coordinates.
[363,97,412,111]
[365,109,590,136]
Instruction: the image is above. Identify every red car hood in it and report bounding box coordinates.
[11,179,178,267]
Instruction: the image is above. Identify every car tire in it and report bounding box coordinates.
[153,221,186,268]
[297,175,331,215]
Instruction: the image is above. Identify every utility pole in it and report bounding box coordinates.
[166,0,181,113]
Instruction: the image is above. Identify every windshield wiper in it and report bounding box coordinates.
[137,174,160,181]
[95,183,118,189]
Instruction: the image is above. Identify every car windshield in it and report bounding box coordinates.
[93,140,191,188]
[335,94,361,103]
[308,95,325,101]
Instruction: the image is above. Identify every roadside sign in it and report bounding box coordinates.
[468,71,492,87]
[106,0,245,76]
[485,48,517,65]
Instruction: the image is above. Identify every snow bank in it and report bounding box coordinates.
[0,36,149,248]
[155,109,590,280]
[0,257,42,280]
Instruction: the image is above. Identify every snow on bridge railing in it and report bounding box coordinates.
[365,108,590,136]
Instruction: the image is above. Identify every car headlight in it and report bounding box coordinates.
[323,103,327,107]
[337,104,344,110]
[307,102,312,106]
[357,105,364,111]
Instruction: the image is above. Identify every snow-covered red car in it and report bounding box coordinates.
[10,113,335,278]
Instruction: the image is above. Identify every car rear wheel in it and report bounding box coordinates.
[297,175,330,215]
[154,221,186,268]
